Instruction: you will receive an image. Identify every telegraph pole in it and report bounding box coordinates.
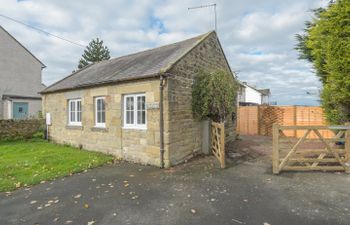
[188,3,217,32]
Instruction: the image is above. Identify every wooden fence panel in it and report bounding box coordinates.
[237,106,259,135]
[211,122,226,168]
[237,105,334,139]
[295,107,334,138]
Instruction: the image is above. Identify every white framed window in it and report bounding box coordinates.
[123,94,146,129]
[68,99,82,126]
[95,97,106,127]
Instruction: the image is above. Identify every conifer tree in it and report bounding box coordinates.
[78,38,110,69]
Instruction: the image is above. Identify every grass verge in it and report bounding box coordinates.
[0,139,113,192]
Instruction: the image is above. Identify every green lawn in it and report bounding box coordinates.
[0,139,114,192]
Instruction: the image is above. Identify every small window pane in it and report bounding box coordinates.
[71,111,75,121]
[126,111,131,124]
[101,99,105,111]
[101,111,105,123]
[130,110,134,123]
[137,96,145,110]
[126,111,133,124]
[137,110,146,124]
[77,101,81,111]
[97,99,101,111]
[71,101,75,112]
[126,97,134,110]
[137,111,141,124]
[141,111,145,124]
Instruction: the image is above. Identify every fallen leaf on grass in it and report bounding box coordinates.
[84,203,89,208]
[15,182,21,188]
[190,209,196,214]
[53,217,59,222]
[30,200,37,204]
[263,223,271,225]
[87,221,95,225]
[64,220,73,224]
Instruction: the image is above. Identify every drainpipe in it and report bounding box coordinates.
[159,74,165,168]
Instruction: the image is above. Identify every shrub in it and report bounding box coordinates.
[192,70,238,122]
[32,131,45,139]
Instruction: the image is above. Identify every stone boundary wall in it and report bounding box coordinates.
[0,119,45,140]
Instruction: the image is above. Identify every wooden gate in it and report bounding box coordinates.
[272,124,350,174]
[211,122,225,168]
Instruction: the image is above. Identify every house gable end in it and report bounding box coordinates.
[166,31,237,165]
[0,26,45,68]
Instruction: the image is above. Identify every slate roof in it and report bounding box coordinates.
[258,89,271,96]
[41,31,213,94]
[239,81,270,96]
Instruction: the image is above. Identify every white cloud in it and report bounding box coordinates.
[0,0,329,105]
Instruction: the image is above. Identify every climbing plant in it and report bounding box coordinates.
[192,70,238,123]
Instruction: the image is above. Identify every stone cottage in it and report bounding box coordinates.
[41,31,237,168]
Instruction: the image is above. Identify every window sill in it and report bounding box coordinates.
[122,126,147,130]
[66,125,83,130]
[91,127,108,132]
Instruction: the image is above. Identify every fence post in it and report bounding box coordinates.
[345,123,350,173]
[293,105,297,137]
[272,123,280,174]
[220,123,226,169]
[257,105,261,135]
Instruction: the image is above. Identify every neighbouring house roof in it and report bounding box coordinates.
[239,81,270,96]
[0,26,46,68]
[41,31,218,94]
[2,94,42,100]
[258,88,270,96]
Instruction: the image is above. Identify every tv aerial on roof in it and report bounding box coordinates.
[188,3,217,32]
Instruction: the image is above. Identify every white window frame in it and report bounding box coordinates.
[123,94,146,129]
[95,97,106,128]
[68,99,82,126]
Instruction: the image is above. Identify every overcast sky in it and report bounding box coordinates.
[1,0,328,105]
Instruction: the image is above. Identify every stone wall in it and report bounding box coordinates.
[42,78,170,167]
[166,32,237,165]
[0,119,45,140]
